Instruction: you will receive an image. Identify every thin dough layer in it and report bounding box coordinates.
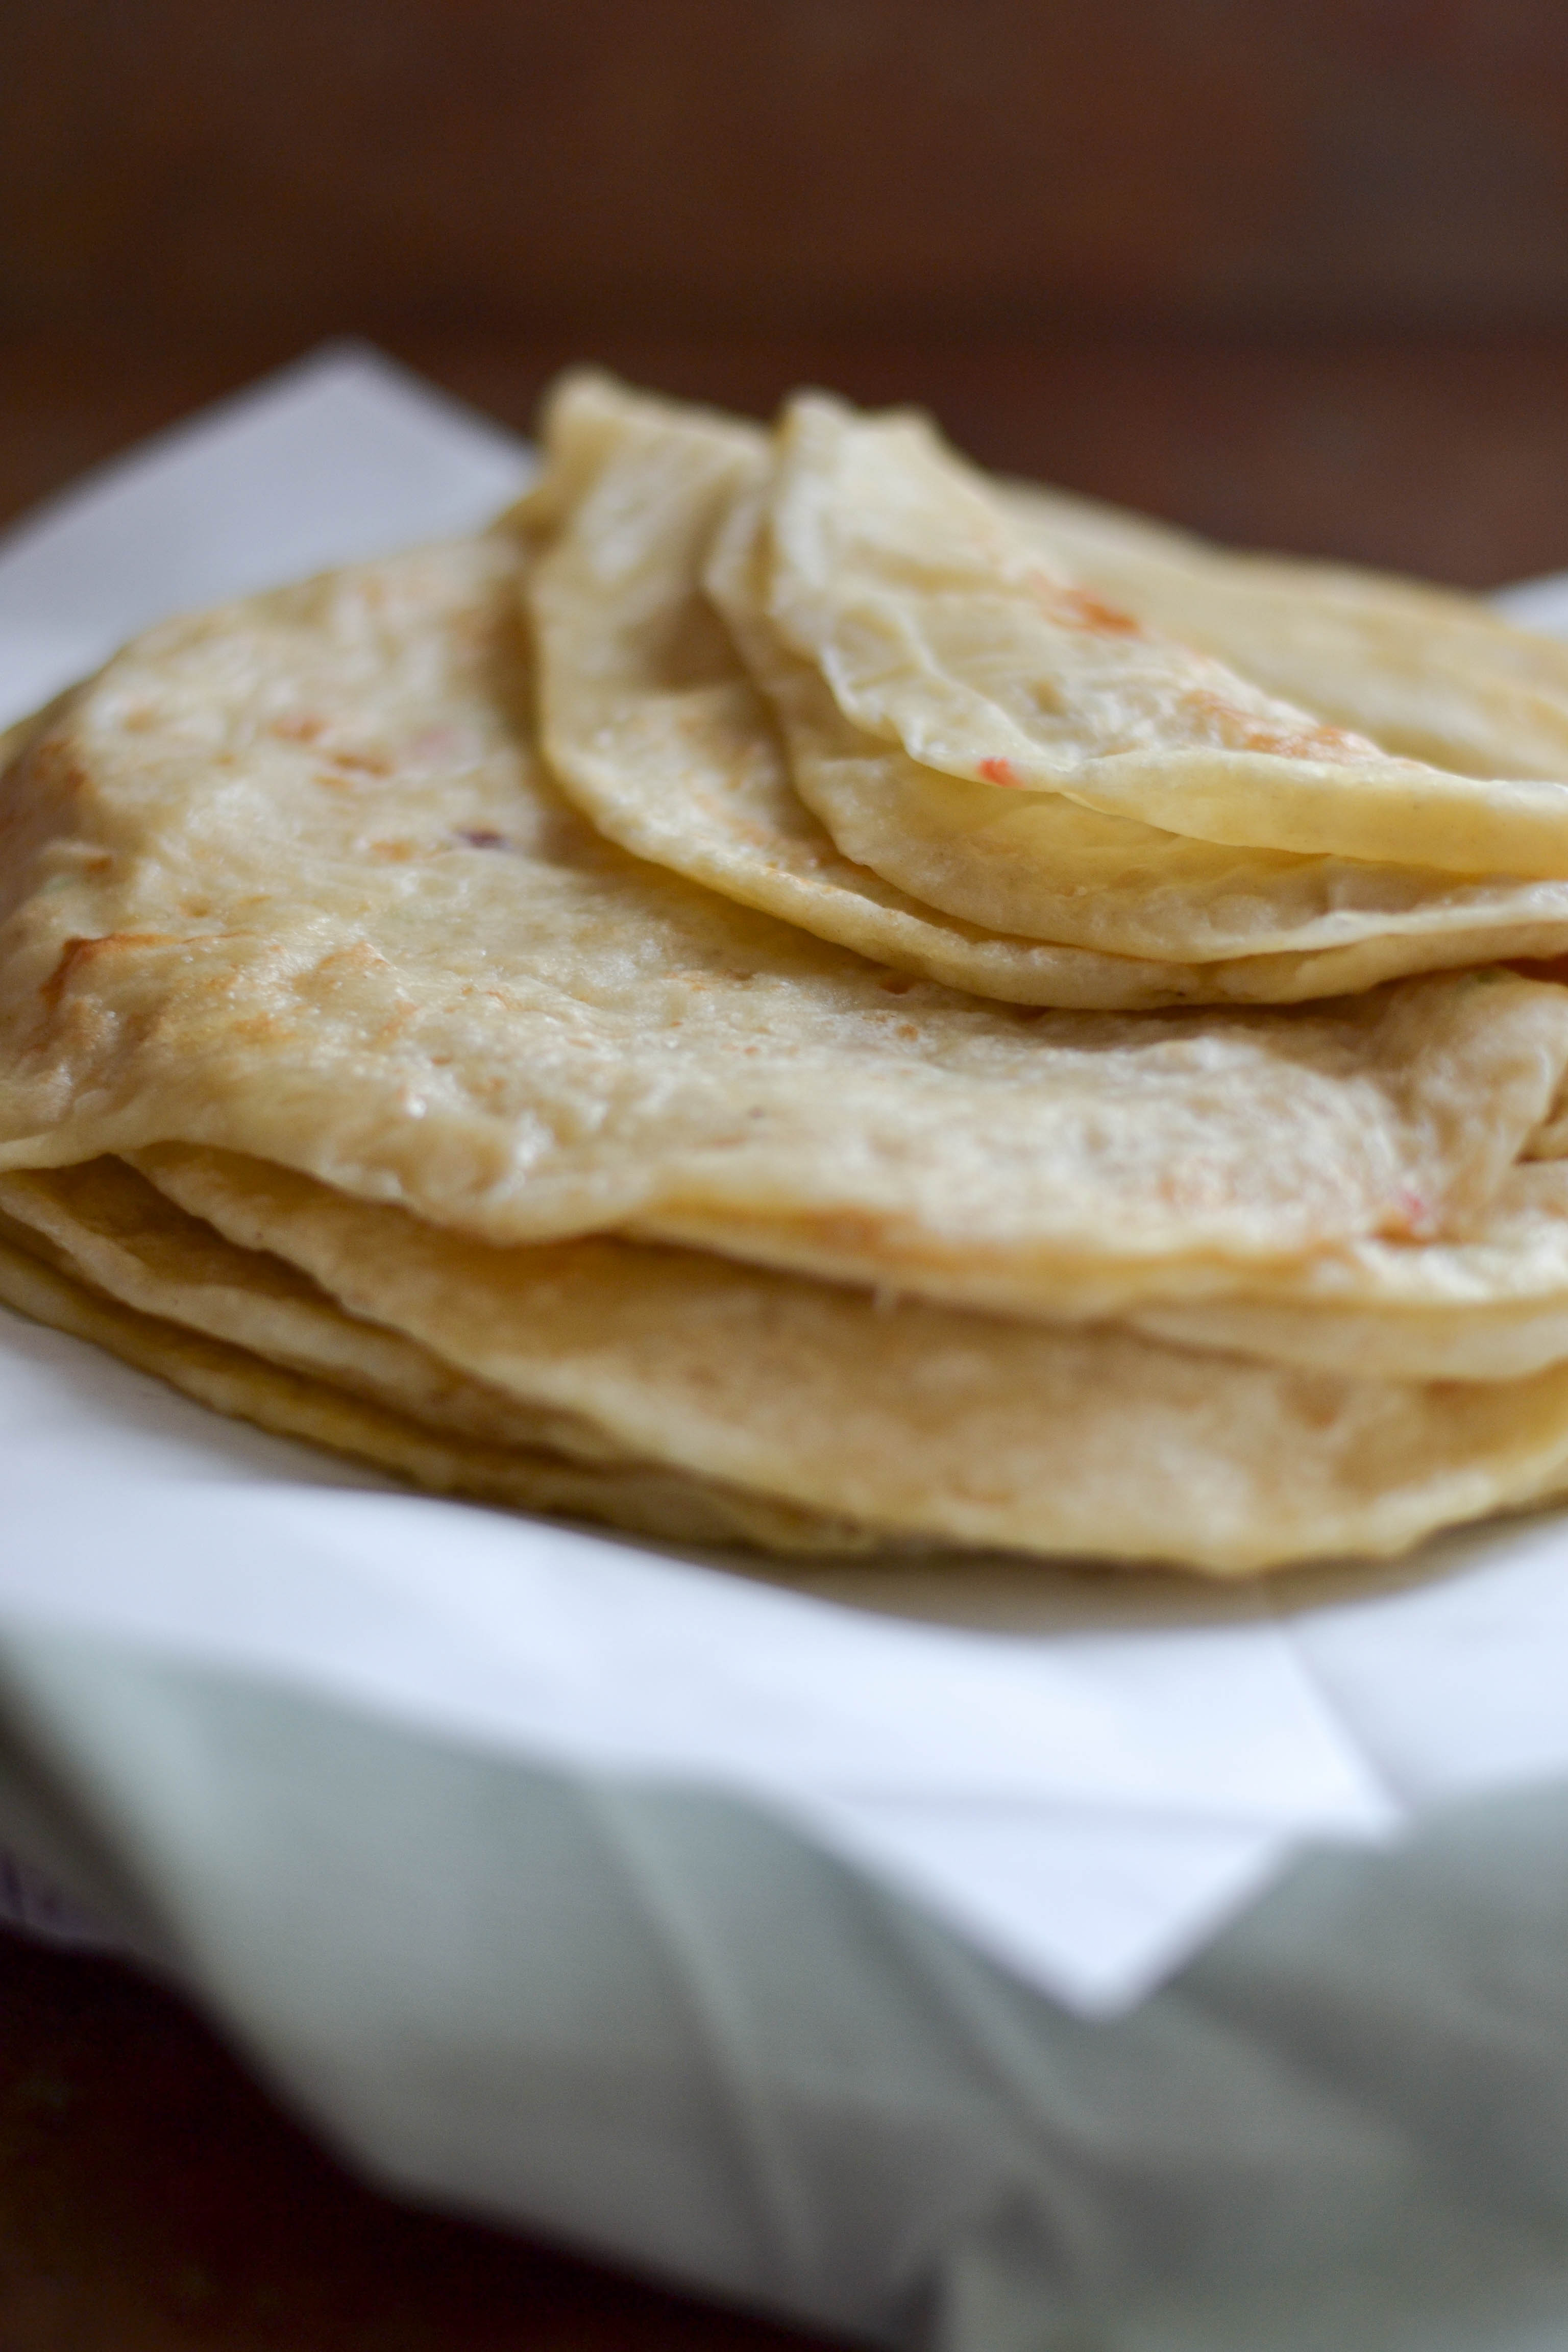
[8,1146,1568,1576]
[766,390,1568,873]
[531,374,1568,994]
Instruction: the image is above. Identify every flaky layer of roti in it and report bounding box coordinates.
[12,1143,1568,1576]
[1000,478,1568,785]
[7,534,1568,1315]
[533,374,1568,991]
[129,1124,1568,1393]
[714,482,1568,972]
[528,372,1213,1010]
[768,392,1568,874]
[0,1157,626,1462]
[0,1177,884,1554]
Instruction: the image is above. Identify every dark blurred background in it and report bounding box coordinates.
[8,0,1568,582]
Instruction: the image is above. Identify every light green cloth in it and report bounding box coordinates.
[4,1626,1568,2351]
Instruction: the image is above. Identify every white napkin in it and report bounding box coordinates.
[4,347,1567,2016]
[0,341,529,727]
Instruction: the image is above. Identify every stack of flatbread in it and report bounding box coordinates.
[9,372,1568,1574]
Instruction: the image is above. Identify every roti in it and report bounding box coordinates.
[0,1227,879,1554]
[7,533,1568,1326]
[531,374,1568,994]
[12,1147,1568,1575]
[0,1164,882,1553]
[765,389,1568,873]
[11,369,1568,1579]
[1000,478,1568,785]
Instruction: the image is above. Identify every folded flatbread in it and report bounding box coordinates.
[765,390,1568,873]
[999,478,1568,785]
[529,375,1568,1002]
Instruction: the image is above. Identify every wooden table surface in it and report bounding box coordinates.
[6,324,1568,2348]
[0,1927,836,2351]
[9,324,1568,587]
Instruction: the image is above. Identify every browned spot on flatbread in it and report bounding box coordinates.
[41,932,182,1014]
[20,738,92,797]
[1025,572,1143,636]
[1182,689,1369,762]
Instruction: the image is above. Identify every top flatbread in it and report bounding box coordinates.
[999,478,1568,785]
[530,374,1568,997]
[767,391,1568,873]
[526,371,1224,1011]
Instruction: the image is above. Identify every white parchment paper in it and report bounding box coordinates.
[5,346,1568,2021]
